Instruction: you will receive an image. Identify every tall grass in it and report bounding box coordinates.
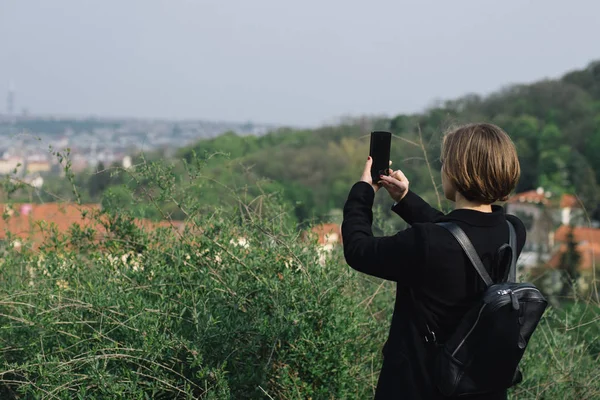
[0,139,597,399]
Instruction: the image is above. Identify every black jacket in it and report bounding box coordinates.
[341,182,526,400]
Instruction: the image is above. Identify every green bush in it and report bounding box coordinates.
[0,154,597,399]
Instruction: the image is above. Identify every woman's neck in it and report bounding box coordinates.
[455,193,493,213]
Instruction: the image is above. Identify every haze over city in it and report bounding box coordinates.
[2,0,600,126]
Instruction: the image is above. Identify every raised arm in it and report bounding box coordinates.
[379,168,444,225]
[391,190,444,225]
[341,181,427,284]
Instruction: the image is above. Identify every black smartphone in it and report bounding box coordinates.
[369,131,392,183]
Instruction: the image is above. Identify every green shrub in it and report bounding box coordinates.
[0,154,597,399]
[0,154,391,398]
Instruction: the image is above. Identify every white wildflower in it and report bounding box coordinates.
[284,257,294,269]
[26,264,36,287]
[316,244,333,266]
[230,237,250,249]
[197,249,209,257]
[577,275,590,294]
[56,279,69,290]
[322,243,334,253]
[131,260,144,272]
[107,254,118,267]
[318,252,327,267]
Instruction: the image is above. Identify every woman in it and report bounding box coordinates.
[341,123,526,399]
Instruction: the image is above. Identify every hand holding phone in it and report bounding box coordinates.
[369,131,392,183]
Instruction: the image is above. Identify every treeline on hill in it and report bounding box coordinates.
[177,60,600,223]
[7,60,600,227]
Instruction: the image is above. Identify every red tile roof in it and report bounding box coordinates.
[554,225,600,245]
[316,223,342,245]
[302,223,342,245]
[0,203,102,240]
[507,190,581,209]
[507,190,550,205]
[549,225,600,271]
[0,203,184,248]
[559,194,580,209]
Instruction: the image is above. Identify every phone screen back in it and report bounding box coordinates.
[369,131,391,183]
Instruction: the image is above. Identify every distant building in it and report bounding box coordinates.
[302,223,343,267]
[69,155,90,173]
[6,81,15,116]
[0,157,24,175]
[0,202,185,249]
[306,223,343,246]
[25,161,51,174]
[122,155,132,169]
[506,188,582,226]
[547,226,600,273]
[505,187,583,267]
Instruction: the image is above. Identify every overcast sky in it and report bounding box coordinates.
[1,0,599,127]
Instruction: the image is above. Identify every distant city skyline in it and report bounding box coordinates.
[1,1,599,127]
[5,81,15,116]
[2,55,595,126]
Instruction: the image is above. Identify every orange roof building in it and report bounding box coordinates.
[301,223,342,246]
[506,189,582,209]
[0,203,184,249]
[559,194,580,209]
[548,225,600,271]
[506,189,550,205]
[313,223,342,245]
[554,225,600,245]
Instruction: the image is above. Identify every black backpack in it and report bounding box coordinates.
[414,221,549,397]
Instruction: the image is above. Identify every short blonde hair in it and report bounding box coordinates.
[441,123,520,204]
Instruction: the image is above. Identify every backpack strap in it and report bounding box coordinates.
[413,221,518,344]
[438,222,494,287]
[507,220,517,283]
[412,222,491,344]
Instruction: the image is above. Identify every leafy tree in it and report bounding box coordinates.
[567,151,600,214]
[582,114,600,181]
[101,185,133,213]
[558,225,581,299]
[88,161,111,200]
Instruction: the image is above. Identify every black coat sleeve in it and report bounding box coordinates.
[391,190,445,225]
[341,182,427,284]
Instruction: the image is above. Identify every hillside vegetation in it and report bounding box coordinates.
[0,155,598,399]
[170,60,600,225]
[10,60,600,229]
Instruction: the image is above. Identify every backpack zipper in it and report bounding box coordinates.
[451,304,487,357]
[451,287,545,357]
[495,287,539,296]
[489,287,545,312]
